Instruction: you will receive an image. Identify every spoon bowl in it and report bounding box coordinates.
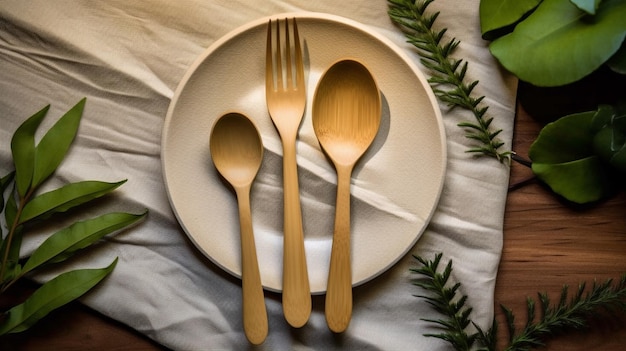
[312,59,381,333]
[210,112,264,187]
[313,59,381,167]
[210,112,268,344]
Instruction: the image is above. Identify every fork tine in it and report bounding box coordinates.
[267,18,303,93]
[275,19,283,91]
[285,18,293,90]
[293,18,304,92]
[266,19,274,92]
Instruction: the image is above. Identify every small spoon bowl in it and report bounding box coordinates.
[210,112,264,188]
[312,59,382,333]
[210,112,268,344]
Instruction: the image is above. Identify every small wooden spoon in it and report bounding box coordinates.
[312,59,382,333]
[210,112,268,344]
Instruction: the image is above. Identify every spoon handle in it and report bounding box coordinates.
[236,186,268,345]
[282,140,312,327]
[325,164,353,333]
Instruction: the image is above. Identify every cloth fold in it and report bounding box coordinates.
[0,1,516,350]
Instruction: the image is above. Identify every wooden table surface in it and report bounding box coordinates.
[1,88,625,350]
[496,101,626,350]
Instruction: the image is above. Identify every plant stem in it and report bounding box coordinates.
[511,154,532,168]
[0,189,32,291]
[508,176,537,192]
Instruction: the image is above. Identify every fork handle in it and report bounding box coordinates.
[282,139,312,327]
[325,164,353,333]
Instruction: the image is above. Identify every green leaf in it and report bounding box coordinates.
[532,157,615,203]
[10,105,49,198]
[592,108,626,173]
[4,185,18,230]
[0,226,23,285]
[616,110,626,130]
[607,41,626,74]
[592,127,623,163]
[490,0,626,86]
[479,0,542,40]
[0,258,117,335]
[570,0,603,14]
[31,98,85,189]
[529,111,596,163]
[22,212,146,274]
[530,111,618,203]
[19,180,127,224]
[609,146,626,174]
[0,171,15,215]
[590,104,617,131]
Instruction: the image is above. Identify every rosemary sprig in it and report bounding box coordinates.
[387,0,511,162]
[502,278,626,351]
[412,253,478,350]
[412,253,626,351]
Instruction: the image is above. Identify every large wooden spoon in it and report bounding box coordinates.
[210,112,268,344]
[312,59,382,333]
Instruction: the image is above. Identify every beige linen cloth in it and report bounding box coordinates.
[0,0,516,350]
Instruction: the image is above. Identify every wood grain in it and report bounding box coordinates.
[495,102,626,351]
[1,89,625,350]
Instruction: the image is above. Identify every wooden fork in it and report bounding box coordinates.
[265,18,311,328]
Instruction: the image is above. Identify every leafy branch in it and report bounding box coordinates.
[412,254,482,350]
[412,253,626,351]
[388,0,511,162]
[1,98,147,334]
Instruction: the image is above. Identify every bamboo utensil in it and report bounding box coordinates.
[209,112,268,344]
[265,18,311,328]
[312,59,382,333]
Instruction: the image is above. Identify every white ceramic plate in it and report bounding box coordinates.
[162,12,446,294]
